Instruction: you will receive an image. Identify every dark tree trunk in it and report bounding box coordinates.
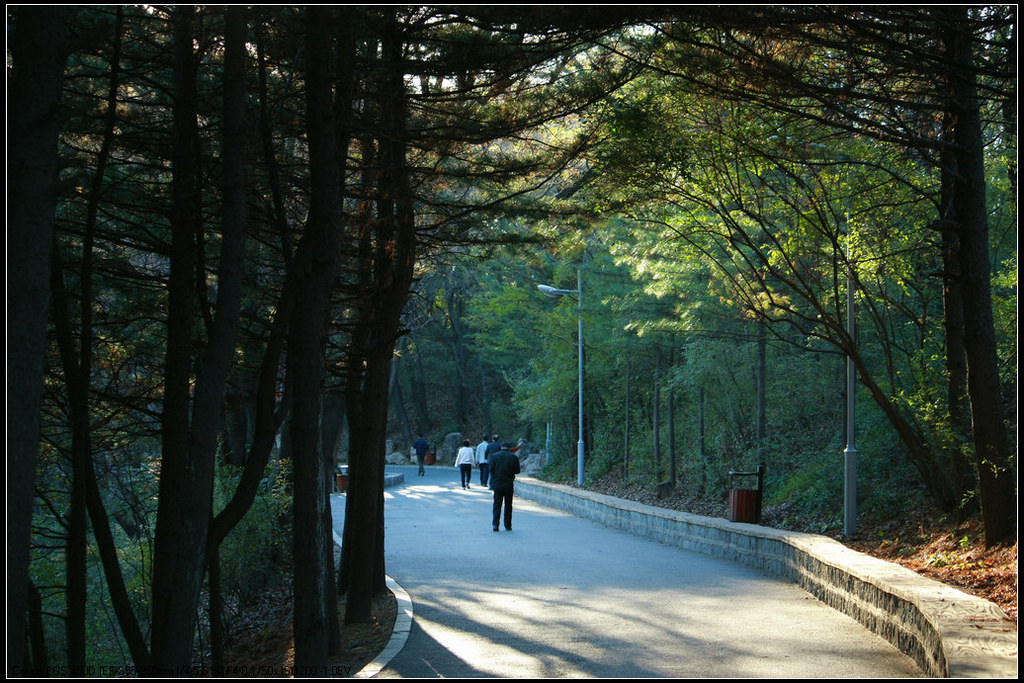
[624,359,631,477]
[53,243,150,666]
[477,355,494,436]
[410,337,433,432]
[343,343,398,623]
[208,545,226,671]
[57,11,123,668]
[338,132,379,609]
[321,390,349,473]
[756,322,767,451]
[342,10,418,624]
[27,581,49,674]
[289,12,335,671]
[938,110,977,516]
[51,243,94,675]
[150,9,206,671]
[7,7,69,674]
[653,347,661,481]
[207,6,250,670]
[942,10,1016,546]
[388,344,414,447]
[63,303,89,676]
[152,5,249,670]
[446,286,472,426]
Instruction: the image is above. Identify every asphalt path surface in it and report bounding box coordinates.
[332,465,922,678]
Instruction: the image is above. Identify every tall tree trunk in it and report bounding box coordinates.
[668,386,676,485]
[54,237,150,666]
[938,110,976,515]
[51,243,94,675]
[152,5,249,670]
[388,344,414,447]
[150,9,205,671]
[477,354,495,436]
[207,544,226,671]
[756,322,767,453]
[697,386,707,494]
[410,336,433,432]
[653,347,661,481]
[446,286,472,426]
[7,7,69,675]
[63,302,89,677]
[342,10,418,623]
[624,359,631,477]
[290,7,343,670]
[338,131,379,608]
[942,10,1016,546]
[26,581,49,674]
[59,12,123,668]
[321,390,349,473]
[207,6,250,670]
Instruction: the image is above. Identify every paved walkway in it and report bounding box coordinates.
[333,466,923,678]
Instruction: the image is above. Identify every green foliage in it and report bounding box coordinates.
[28,446,159,670]
[769,457,840,521]
[214,461,293,606]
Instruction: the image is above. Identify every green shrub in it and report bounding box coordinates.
[214,461,292,606]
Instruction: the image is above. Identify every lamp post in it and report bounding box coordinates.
[538,268,584,486]
[844,248,858,537]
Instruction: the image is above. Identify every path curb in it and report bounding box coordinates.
[513,477,1017,678]
[352,576,413,679]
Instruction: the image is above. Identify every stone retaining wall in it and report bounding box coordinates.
[514,477,1016,678]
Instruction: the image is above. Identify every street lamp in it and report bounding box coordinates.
[538,269,584,486]
[844,240,858,537]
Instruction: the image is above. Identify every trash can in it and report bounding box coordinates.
[729,488,759,522]
[728,464,765,524]
[336,466,348,492]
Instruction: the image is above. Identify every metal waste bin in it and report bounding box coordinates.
[728,464,764,524]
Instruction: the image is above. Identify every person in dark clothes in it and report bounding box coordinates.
[412,434,430,476]
[483,435,501,488]
[489,443,521,531]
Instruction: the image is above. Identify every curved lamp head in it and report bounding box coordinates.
[538,284,577,298]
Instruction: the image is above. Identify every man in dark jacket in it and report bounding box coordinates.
[482,435,501,488]
[412,434,430,476]
[489,443,521,531]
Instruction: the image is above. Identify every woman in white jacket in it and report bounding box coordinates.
[454,439,476,489]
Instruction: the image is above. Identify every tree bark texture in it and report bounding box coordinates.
[342,11,419,623]
[207,6,251,670]
[290,7,344,670]
[7,7,69,675]
[150,7,206,671]
[942,10,1016,545]
[151,4,249,670]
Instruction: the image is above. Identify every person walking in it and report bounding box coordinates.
[412,434,430,476]
[489,443,521,531]
[483,435,501,489]
[454,439,476,489]
[475,436,490,487]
